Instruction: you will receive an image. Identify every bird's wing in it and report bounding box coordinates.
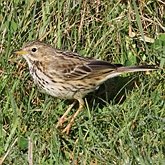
[47,50,121,81]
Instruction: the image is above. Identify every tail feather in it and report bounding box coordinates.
[116,65,158,72]
[106,65,158,79]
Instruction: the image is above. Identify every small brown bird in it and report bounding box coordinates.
[15,41,157,134]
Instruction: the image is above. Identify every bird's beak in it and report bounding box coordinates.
[15,50,28,55]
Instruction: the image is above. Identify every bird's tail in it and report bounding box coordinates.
[117,65,158,72]
[107,65,158,79]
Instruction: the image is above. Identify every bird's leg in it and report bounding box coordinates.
[62,98,84,134]
[56,100,77,128]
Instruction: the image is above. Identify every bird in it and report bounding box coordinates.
[15,41,158,134]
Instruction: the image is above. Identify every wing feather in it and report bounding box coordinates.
[56,60,122,80]
[46,50,122,80]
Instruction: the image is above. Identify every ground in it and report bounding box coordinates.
[0,1,165,164]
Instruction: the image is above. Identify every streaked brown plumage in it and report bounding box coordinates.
[15,41,158,134]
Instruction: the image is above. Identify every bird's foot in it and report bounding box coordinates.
[56,116,72,128]
[62,123,72,135]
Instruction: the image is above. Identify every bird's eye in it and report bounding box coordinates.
[31,48,37,52]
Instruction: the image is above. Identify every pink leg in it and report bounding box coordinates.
[56,101,76,128]
[62,98,84,134]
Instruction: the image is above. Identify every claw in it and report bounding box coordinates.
[62,123,72,135]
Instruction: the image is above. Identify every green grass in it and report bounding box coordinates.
[0,0,165,164]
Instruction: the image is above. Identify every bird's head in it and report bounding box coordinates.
[15,41,54,63]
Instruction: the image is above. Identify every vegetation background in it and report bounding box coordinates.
[0,0,165,164]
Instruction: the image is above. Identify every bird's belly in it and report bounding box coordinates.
[31,70,76,99]
[30,68,99,99]
[38,81,77,99]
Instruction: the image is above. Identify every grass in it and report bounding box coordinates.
[0,0,165,164]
